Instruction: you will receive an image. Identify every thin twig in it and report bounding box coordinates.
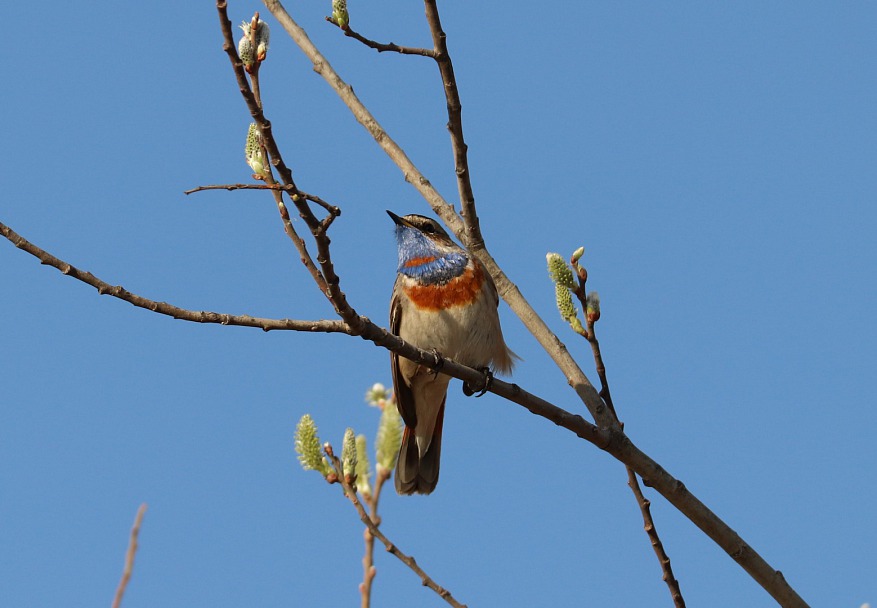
[260,0,617,432]
[111,503,147,608]
[360,467,390,608]
[248,13,264,108]
[574,256,685,607]
[219,5,332,295]
[324,450,467,608]
[219,0,363,336]
[0,215,808,605]
[627,467,686,607]
[328,20,435,57]
[0,220,349,334]
[422,1,480,248]
[184,184,341,218]
[184,183,295,194]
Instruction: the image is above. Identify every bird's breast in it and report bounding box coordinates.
[402,263,485,311]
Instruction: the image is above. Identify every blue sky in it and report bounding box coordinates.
[2,2,875,606]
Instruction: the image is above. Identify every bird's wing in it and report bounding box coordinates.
[390,279,418,429]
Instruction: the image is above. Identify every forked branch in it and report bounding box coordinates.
[324,447,467,608]
[257,1,809,605]
[0,214,805,605]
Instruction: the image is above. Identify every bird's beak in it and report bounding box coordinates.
[386,210,412,227]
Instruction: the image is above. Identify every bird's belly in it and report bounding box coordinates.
[398,289,499,369]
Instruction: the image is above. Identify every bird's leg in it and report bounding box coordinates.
[429,348,444,377]
[463,367,493,398]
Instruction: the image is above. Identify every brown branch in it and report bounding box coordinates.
[328,19,435,57]
[218,5,298,193]
[324,449,467,608]
[111,503,147,608]
[627,468,686,607]
[260,0,615,432]
[220,4,806,604]
[573,255,684,606]
[219,1,363,337]
[184,183,294,194]
[0,220,350,334]
[422,1,480,248]
[360,467,390,608]
[1,213,808,605]
[184,184,341,218]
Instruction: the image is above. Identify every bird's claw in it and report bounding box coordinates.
[463,367,493,398]
[430,348,444,377]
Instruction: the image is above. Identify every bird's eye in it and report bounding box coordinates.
[422,224,436,234]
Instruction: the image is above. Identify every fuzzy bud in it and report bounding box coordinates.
[547,252,576,289]
[355,434,372,497]
[586,291,601,323]
[342,427,357,478]
[555,282,577,322]
[239,17,270,70]
[295,414,332,477]
[238,36,254,68]
[376,399,402,472]
[245,123,269,178]
[364,382,389,408]
[332,0,350,29]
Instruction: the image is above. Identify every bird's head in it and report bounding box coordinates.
[387,211,467,279]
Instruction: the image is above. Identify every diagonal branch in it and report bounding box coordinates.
[324,448,467,608]
[185,184,339,211]
[572,258,684,606]
[0,215,810,606]
[422,1,480,247]
[329,21,436,57]
[257,2,809,605]
[111,503,147,608]
[627,467,685,607]
[218,1,363,337]
[0,220,350,334]
[260,0,616,432]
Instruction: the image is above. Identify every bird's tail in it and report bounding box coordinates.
[395,402,445,495]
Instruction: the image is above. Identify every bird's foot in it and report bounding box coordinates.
[463,367,493,398]
[429,348,444,377]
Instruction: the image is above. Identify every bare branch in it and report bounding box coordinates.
[218,1,363,337]
[217,3,298,194]
[422,1,480,247]
[324,449,467,608]
[360,467,390,608]
[1,211,807,605]
[573,258,684,606]
[258,3,810,605]
[184,183,295,195]
[111,503,147,608]
[627,468,685,607]
[0,220,350,334]
[260,0,615,432]
[328,20,436,57]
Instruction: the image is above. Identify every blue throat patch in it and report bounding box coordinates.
[395,225,468,284]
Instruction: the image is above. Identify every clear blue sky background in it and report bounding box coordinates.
[2,2,874,606]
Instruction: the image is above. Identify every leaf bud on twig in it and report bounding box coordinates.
[239,15,270,71]
[376,400,402,473]
[364,382,389,408]
[294,414,332,477]
[586,291,601,324]
[342,427,357,479]
[355,434,372,497]
[245,123,269,178]
[555,283,587,336]
[546,252,576,289]
[332,0,350,30]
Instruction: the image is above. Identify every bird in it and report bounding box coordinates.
[388,211,516,495]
